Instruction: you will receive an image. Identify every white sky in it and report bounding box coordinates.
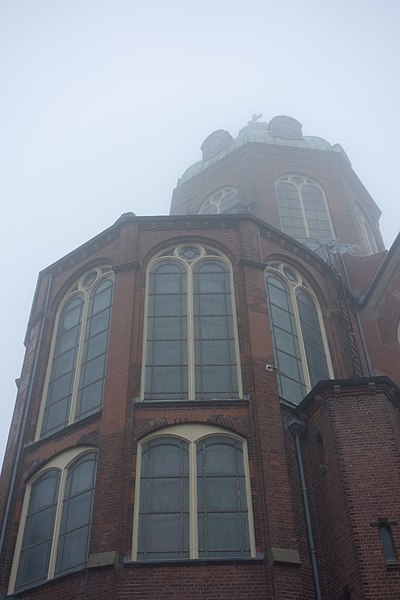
[0,0,399,467]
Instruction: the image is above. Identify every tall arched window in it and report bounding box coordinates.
[276,175,334,240]
[132,424,255,560]
[9,449,97,594]
[38,268,114,438]
[142,244,242,401]
[265,263,332,404]
[198,187,240,215]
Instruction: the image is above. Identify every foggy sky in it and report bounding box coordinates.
[1,0,399,466]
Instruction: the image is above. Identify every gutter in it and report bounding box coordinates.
[286,417,322,600]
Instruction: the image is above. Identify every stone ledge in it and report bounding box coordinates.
[87,551,119,569]
[269,547,301,566]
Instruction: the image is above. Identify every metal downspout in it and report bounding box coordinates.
[287,417,322,600]
[0,273,53,556]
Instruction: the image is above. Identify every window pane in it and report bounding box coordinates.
[266,274,305,404]
[138,438,189,560]
[193,260,238,399]
[145,261,188,400]
[42,396,70,436]
[15,470,60,591]
[41,295,84,437]
[77,380,104,418]
[55,526,90,575]
[296,291,329,387]
[379,525,397,562]
[55,453,97,576]
[280,374,306,404]
[75,277,114,421]
[198,513,249,558]
[302,184,333,239]
[61,490,93,531]
[197,437,250,559]
[276,181,307,238]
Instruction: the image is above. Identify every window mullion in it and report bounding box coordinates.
[299,185,310,237]
[187,264,195,400]
[189,441,198,558]
[47,470,67,579]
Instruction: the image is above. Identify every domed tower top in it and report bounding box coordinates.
[170,114,384,256]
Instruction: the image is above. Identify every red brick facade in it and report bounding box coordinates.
[1,118,399,599]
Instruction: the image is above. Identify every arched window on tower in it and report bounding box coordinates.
[9,448,97,594]
[276,175,334,240]
[265,263,333,405]
[141,244,242,401]
[37,268,114,439]
[132,424,255,561]
[198,187,240,215]
[355,203,379,255]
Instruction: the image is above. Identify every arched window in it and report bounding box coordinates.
[355,203,379,255]
[9,449,97,594]
[276,175,334,240]
[265,264,332,405]
[142,244,242,400]
[379,523,397,563]
[38,268,114,439]
[132,424,255,560]
[198,187,240,215]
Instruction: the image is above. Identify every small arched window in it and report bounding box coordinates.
[9,449,97,594]
[198,187,240,215]
[379,523,397,563]
[142,244,242,401]
[265,264,333,404]
[38,268,114,438]
[276,175,334,240]
[132,424,255,560]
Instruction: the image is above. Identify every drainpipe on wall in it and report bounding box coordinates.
[0,273,53,557]
[286,416,322,600]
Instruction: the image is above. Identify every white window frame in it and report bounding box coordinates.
[131,424,256,560]
[8,447,97,595]
[198,187,239,215]
[36,267,114,440]
[140,244,243,401]
[276,175,335,239]
[265,263,334,403]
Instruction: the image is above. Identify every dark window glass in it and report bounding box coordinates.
[276,177,333,240]
[55,453,97,576]
[138,438,189,559]
[296,291,329,385]
[145,261,188,400]
[276,181,306,238]
[41,297,84,437]
[265,268,331,404]
[379,524,397,562]
[193,261,238,399]
[15,470,60,591]
[144,251,239,401]
[41,273,114,437]
[265,274,306,404]
[76,278,113,420]
[197,437,250,558]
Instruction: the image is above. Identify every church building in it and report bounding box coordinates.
[1,115,399,599]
